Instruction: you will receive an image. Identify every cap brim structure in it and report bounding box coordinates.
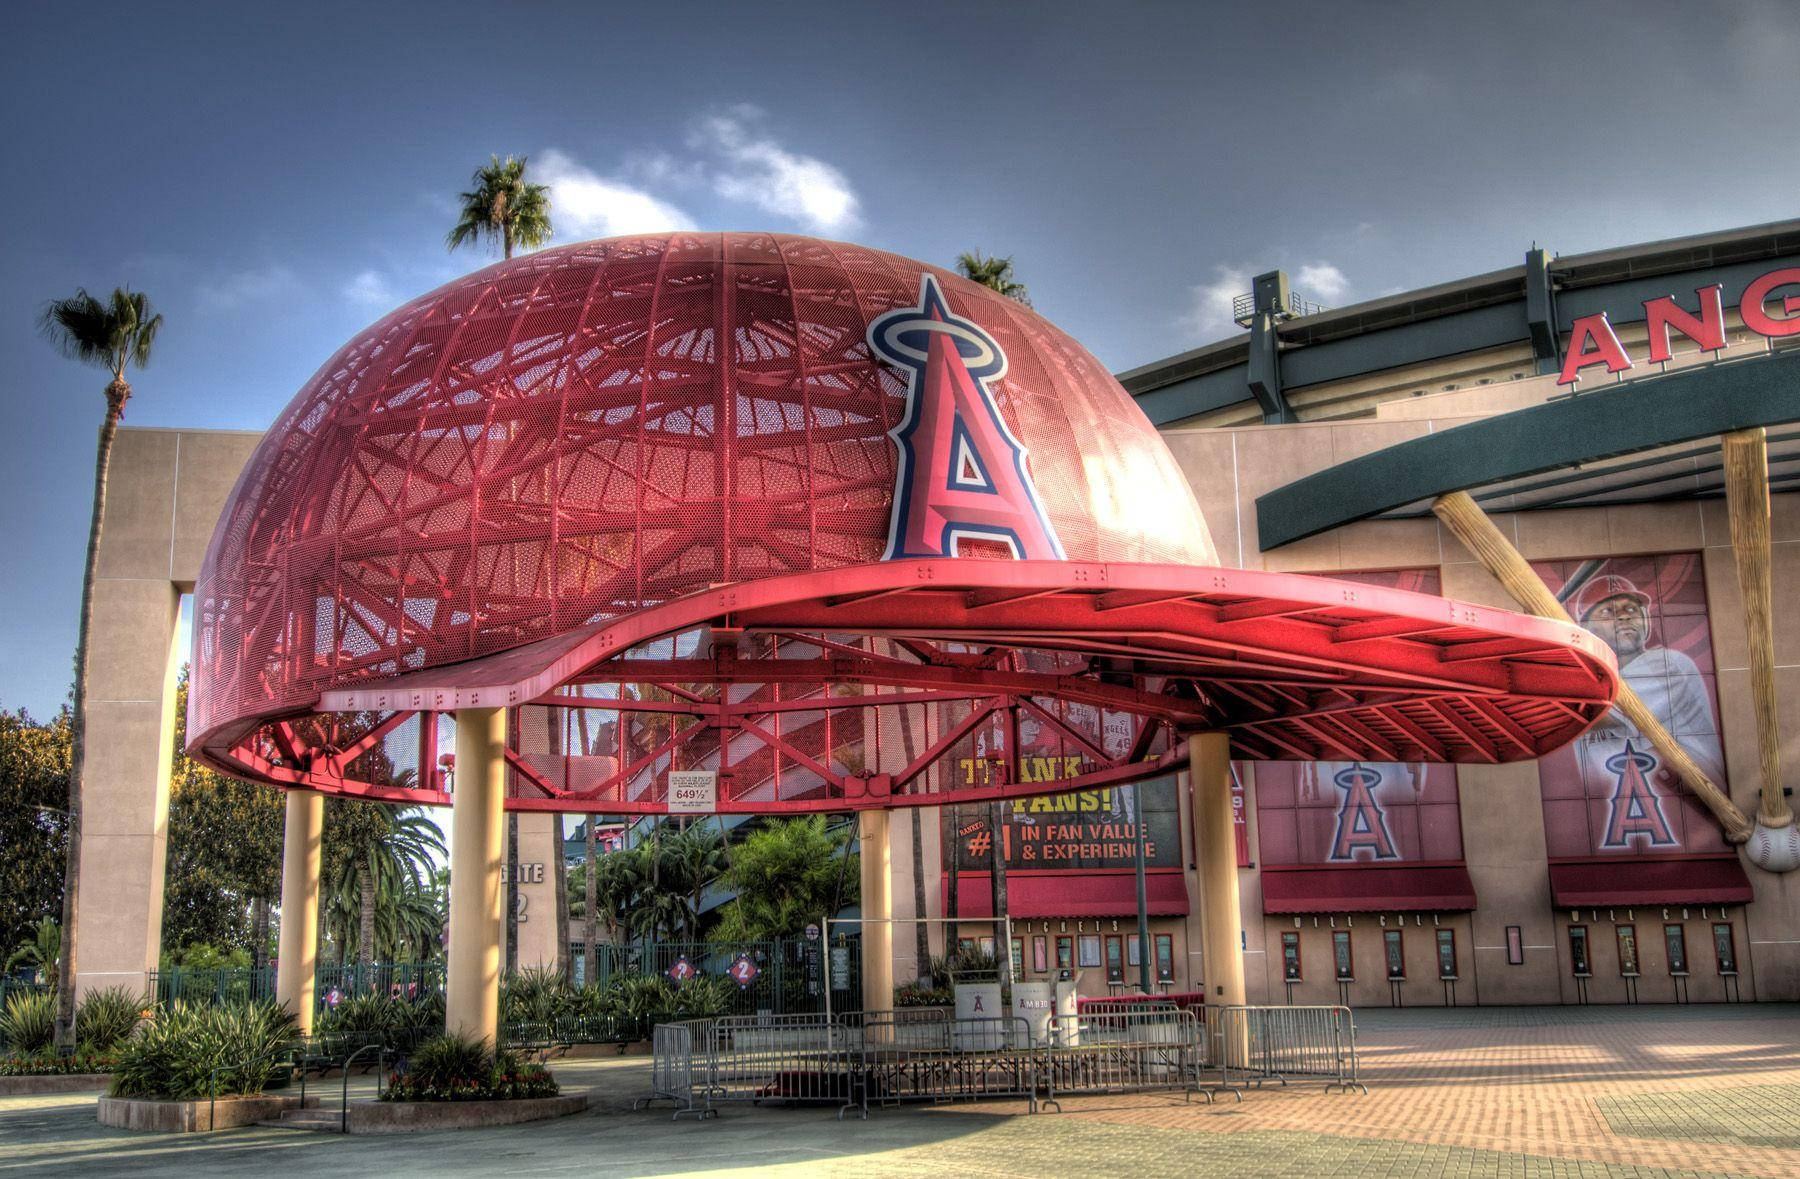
[192,558,1618,813]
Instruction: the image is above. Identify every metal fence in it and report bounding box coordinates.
[1211,1005,1363,1093]
[150,962,446,1008]
[1040,1006,1228,1107]
[641,1002,1265,1120]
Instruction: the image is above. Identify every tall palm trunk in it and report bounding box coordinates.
[358,865,376,970]
[251,896,271,974]
[506,815,518,974]
[989,800,1010,986]
[945,804,960,951]
[583,816,598,983]
[553,820,570,977]
[546,713,571,979]
[55,376,128,1048]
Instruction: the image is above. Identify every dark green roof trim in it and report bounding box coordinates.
[1124,220,1800,425]
[1255,350,1800,550]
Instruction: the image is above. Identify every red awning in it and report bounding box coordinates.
[1260,864,1476,915]
[1548,857,1753,908]
[944,871,1188,919]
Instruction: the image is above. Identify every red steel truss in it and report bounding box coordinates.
[186,233,1617,814]
[193,560,1618,813]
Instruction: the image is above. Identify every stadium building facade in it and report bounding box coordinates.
[917,219,1800,1006]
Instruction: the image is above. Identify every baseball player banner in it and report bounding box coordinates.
[1533,553,1729,857]
[1252,568,1466,867]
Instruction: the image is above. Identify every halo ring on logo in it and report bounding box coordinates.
[875,317,1005,375]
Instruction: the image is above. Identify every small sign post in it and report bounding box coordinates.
[667,955,696,983]
[667,770,718,814]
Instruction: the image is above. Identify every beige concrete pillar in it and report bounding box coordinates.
[447,708,506,1043]
[859,809,893,1015]
[73,577,183,1001]
[511,812,563,970]
[275,789,323,1033]
[1189,733,1244,1006]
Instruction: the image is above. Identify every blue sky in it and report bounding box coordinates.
[3,0,1798,719]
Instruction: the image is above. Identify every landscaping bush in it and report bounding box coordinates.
[383,1033,558,1102]
[76,987,146,1052]
[109,1000,298,1100]
[0,1048,117,1076]
[0,990,55,1053]
[314,991,444,1053]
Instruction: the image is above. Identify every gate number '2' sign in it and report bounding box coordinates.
[668,770,718,813]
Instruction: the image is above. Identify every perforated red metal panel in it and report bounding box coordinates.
[189,233,1214,755]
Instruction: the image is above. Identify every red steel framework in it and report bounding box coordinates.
[188,233,1618,812]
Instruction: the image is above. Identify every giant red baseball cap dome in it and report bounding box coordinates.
[188,232,1616,812]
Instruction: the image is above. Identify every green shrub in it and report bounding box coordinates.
[0,1048,117,1076]
[382,1033,558,1102]
[500,967,568,1027]
[76,987,147,1052]
[314,991,445,1053]
[109,1000,298,1100]
[0,990,55,1053]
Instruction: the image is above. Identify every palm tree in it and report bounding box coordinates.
[447,155,552,260]
[583,815,599,981]
[955,251,1031,306]
[37,287,162,1047]
[328,806,445,970]
[4,917,61,984]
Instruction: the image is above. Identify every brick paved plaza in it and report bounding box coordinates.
[5,1005,1799,1177]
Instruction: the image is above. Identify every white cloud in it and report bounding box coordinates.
[342,269,397,309]
[196,263,300,312]
[1295,262,1350,304]
[690,107,862,235]
[537,148,698,238]
[1180,265,1250,340]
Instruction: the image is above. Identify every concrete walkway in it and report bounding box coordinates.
[3,1005,1798,1176]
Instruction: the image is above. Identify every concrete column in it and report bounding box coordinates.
[275,789,323,1033]
[73,577,182,1001]
[859,809,893,1015]
[1189,733,1244,1006]
[511,813,563,970]
[447,708,506,1043]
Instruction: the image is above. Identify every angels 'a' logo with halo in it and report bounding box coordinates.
[867,274,1065,561]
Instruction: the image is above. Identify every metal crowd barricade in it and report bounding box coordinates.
[1040,1007,1238,1108]
[639,1013,862,1120]
[855,1015,1038,1115]
[1213,1005,1364,1094]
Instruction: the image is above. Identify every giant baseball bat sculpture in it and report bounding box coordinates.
[1722,429,1799,870]
[1431,490,1753,843]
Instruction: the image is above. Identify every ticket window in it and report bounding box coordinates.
[1713,923,1738,976]
[1010,938,1024,979]
[1280,931,1302,982]
[1435,928,1458,980]
[1383,929,1405,981]
[1616,925,1640,978]
[1332,930,1354,982]
[1568,925,1592,977]
[1056,935,1074,979]
[1155,934,1174,984]
[1663,924,1688,977]
[1105,935,1124,984]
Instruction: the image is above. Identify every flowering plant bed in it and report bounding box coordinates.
[1,1050,117,1076]
[382,1063,559,1102]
